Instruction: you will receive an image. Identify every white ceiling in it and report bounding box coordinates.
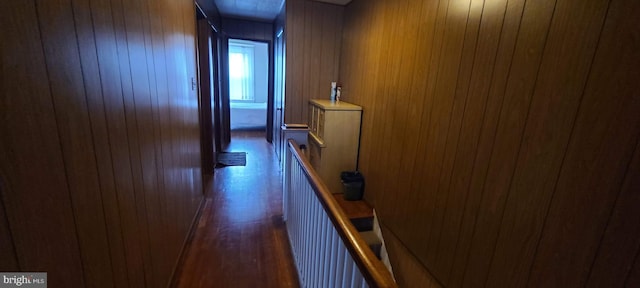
[214,0,285,21]
[213,0,352,21]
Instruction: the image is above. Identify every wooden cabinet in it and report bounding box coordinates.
[308,99,362,194]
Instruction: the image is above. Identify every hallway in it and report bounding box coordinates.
[173,131,300,287]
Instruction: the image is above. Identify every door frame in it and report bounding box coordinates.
[273,27,286,161]
[220,36,274,144]
[195,4,222,173]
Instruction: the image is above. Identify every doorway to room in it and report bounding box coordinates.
[228,38,269,131]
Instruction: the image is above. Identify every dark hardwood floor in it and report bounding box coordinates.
[173,130,300,287]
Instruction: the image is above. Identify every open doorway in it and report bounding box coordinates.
[228,38,269,131]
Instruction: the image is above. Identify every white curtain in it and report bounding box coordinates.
[229,44,254,101]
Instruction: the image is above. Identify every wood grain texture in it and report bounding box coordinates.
[586,141,640,287]
[110,0,150,285]
[527,0,640,285]
[434,0,509,283]
[485,0,611,286]
[0,1,85,286]
[173,131,300,288]
[1,0,203,286]
[0,187,18,271]
[332,194,373,220]
[85,0,134,285]
[628,254,640,288]
[284,0,343,124]
[332,0,640,286]
[461,0,558,285]
[448,0,527,285]
[37,0,115,286]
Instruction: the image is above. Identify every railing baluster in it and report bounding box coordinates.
[320,216,330,288]
[312,200,321,287]
[304,183,313,286]
[352,261,362,288]
[284,140,395,288]
[328,228,338,286]
[342,254,354,288]
[334,242,346,287]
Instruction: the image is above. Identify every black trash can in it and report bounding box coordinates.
[341,171,364,201]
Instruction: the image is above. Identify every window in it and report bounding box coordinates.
[229,42,254,101]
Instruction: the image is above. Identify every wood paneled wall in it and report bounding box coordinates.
[0,0,203,287]
[284,0,343,124]
[222,18,273,41]
[338,0,640,286]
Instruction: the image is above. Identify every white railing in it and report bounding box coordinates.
[283,140,396,288]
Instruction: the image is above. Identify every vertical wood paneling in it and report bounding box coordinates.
[586,141,640,287]
[527,0,640,285]
[628,254,640,287]
[411,0,476,262]
[286,0,302,123]
[139,0,167,285]
[365,0,406,220]
[333,0,640,286]
[390,0,449,252]
[146,0,175,280]
[434,0,509,283]
[70,0,126,284]
[85,0,134,285]
[160,0,185,264]
[376,0,415,231]
[36,0,115,286]
[120,0,158,284]
[343,1,384,206]
[184,0,202,237]
[0,189,18,271]
[1,0,203,286]
[381,0,436,254]
[378,0,429,238]
[461,0,558,285]
[284,0,343,124]
[421,0,479,266]
[448,0,526,285]
[485,0,611,285]
[110,0,150,285]
[0,1,85,287]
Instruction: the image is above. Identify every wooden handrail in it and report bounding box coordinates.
[288,140,397,288]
